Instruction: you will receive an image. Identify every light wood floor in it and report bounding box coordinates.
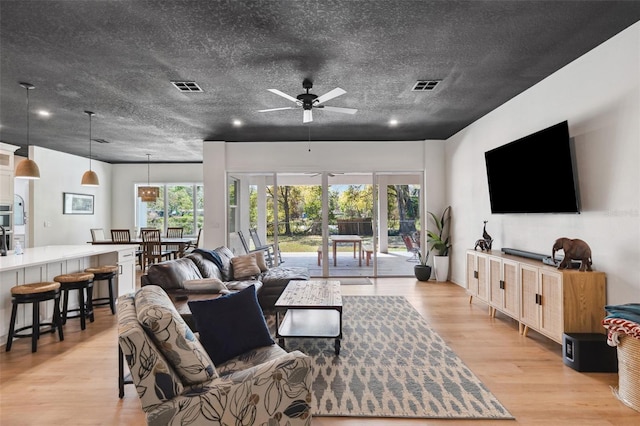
[1,277,638,425]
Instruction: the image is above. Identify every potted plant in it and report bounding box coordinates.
[413,250,432,281]
[427,206,451,281]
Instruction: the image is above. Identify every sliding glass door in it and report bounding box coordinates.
[227,171,422,277]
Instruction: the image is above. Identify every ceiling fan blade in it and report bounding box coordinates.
[321,106,358,114]
[316,87,346,104]
[303,109,313,123]
[258,107,296,112]
[267,89,299,103]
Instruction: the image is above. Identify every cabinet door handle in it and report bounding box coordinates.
[119,264,123,275]
[474,271,478,279]
[499,280,505,290]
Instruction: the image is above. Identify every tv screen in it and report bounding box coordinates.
[485,121,580,214]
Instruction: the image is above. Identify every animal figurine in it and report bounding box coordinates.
[474,239,491,251]
[552,237,592,271]
[474,221,493,251]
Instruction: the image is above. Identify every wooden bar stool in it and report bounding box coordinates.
[54,272,95,330]
[85,265,118,315]
[5,282,64,352]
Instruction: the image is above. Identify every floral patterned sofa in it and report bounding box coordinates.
[118,285,312,425]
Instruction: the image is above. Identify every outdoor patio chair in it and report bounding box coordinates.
[237,230,274,267]
[402,234,420,262]
[249,228,283,264]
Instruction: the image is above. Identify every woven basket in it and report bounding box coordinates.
[615,334,640,412]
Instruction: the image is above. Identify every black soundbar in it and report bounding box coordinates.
[501,247,547,261]
[502,247,582,269]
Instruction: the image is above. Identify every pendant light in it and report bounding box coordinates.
[14,82,41,179]
[81,110,100,186]
[137,154,159,202]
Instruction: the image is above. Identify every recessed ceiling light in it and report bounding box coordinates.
[37,110,51,117]
[232,119,243,127]
[389,119,399,127]
[171,81,203,92]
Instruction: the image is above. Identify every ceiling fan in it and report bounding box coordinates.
[258,78,357,123]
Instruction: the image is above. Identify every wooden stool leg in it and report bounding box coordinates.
[53,293,64,342]
[78,287,86,330]
[32,300,40,353]
[61,289,69,325]
[108,276,116,315]
[86,285,95,323]
[5,301,18,352]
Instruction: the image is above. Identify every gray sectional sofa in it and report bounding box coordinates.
[140,246,310,310]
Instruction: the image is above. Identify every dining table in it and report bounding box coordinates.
[330,235,363,266]
[90,237,195,258]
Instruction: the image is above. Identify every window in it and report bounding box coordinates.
[135,184,203,236]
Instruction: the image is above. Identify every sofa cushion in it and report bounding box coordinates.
[135,285,217,385]
[182,277,230,294]
[231,254,261,280]
[214,246,235,281]
[118,293,184,409]
[253,251,269,272]
[146,257,203,290]
[184,252,224,280]
[188,284,274,365]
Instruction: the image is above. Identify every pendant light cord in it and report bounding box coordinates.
[147,154,151,185]
[26,87,30,145]
[88,114,92,171]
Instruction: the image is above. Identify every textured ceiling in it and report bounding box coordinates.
[1,1,639,163]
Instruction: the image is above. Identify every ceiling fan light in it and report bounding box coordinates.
[15,158,41,179]
[81,170,100,186]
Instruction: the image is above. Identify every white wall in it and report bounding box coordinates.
[446,22,640,304]
[30,146,112,246]
[202,140,447,248]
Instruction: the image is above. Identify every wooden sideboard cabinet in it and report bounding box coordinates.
[466,251,489,303]
[466,249,607,344]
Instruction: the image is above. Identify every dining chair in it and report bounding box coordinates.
[141,229,171,270]
[184,228,202,254]
[111,229,144,267]
[90,228,106,242]
[165,227,184,258]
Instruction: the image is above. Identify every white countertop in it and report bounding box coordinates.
[0,244,133,272]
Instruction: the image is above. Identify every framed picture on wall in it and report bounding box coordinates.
[63,192,94,215]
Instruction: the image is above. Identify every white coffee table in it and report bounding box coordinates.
[274,280,343,355]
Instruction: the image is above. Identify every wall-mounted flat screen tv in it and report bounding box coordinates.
[485,121,580,214]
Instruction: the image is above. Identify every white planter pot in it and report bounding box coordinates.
[433,255,450,282]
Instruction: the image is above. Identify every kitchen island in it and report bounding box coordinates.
[1,244,137,345]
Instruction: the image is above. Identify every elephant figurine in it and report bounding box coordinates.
[552,237,592,271]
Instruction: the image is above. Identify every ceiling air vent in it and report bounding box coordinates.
[412,80,441,91]
[171,81,203,92]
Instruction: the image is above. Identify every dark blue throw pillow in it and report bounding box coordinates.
[188,284,274,365]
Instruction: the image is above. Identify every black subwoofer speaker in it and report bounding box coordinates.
[562,333,618,372]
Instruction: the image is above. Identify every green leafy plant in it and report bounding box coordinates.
[427,206,451,256]
[417,249,429,266]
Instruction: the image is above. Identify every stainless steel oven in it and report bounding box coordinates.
[0,204,12,230]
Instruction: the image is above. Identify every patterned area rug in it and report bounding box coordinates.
[270,296,513,419]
